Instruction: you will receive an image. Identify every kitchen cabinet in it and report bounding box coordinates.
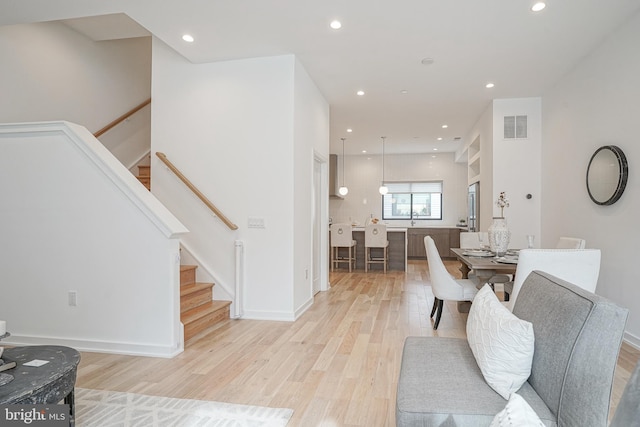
[407,227,461,259]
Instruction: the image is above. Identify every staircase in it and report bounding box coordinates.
[135,163,232,343]
[180,265,232,343]
[137,165,150,190]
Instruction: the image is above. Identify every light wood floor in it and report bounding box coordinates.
[77,260,639,426]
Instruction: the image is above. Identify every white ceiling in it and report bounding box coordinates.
[2,0,639,156]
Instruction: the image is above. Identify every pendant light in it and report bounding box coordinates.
[379,136,389,195]
[338,137,349,196]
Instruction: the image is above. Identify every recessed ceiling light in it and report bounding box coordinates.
[432,155,437,158]
[182,34,194,43]
[531,2,546,12]
[437,137,443,141]
[347,128,353,133]
[362,150,367,153]
[433,148,439,151]
[356,90,365,96]
[442,124,448,129]
[486,82,495,88]
[330,20,342,30]
[400,90,408,94]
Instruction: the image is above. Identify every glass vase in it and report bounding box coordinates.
[488,217,510,256]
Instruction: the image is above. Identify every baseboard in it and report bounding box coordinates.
[2,334,183,358]
[624,331,640,350]
[294,297,314,320]
[240,310,296,322]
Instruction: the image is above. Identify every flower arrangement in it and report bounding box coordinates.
[496,192,510,217]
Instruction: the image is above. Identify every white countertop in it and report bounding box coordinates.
[352,226,407,232]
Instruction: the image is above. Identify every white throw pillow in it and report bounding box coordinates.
[467,284,534,400]
[490,393,545,427]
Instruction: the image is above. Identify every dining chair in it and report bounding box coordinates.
[504,248,601,310]
[365,224,389,273]
[330,223,357,272]
[459,231,488,249]
[556,236,586,249]
[459,231,512,289]
[425,236,479,329]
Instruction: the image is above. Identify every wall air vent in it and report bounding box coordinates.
[504,115,528,139]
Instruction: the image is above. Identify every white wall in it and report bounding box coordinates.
[293,59,330,311]
[330,152,468,227]
[464,104,494,231]
[462,98,542,247]
[0,122,187,357]
[98,104,151,170]
[151,39,329,320]
[0,21,151,168]
[492,98,542,249]
[542,11,640,344]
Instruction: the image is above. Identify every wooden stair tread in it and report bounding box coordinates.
[178,263,230,343]
[180,281,213,295]
[181,300,231,324]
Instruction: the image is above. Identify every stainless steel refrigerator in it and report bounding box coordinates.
[468,182,479,232]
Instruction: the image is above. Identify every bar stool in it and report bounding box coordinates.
[330,223,357,272]
[365,224,389,273]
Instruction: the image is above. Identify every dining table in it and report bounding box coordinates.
[450,247,518,313]
[450,247,518,283]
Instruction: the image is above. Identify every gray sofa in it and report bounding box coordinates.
[396,271,628,426]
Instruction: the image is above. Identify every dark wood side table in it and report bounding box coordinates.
[0,346,81,426]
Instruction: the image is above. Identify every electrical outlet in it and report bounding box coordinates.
[68,291,77,306]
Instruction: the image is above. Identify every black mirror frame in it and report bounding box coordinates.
[586,145,628,206]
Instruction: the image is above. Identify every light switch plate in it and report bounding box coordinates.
[248,217,265,229]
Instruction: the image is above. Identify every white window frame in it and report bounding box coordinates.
[381,181,443,220]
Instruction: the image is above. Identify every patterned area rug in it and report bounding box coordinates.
[75,388,293,426]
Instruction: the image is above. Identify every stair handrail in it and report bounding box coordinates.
[94,98,152,138]
[156,152,239,231]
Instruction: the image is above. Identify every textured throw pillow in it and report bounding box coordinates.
[490,393,545,427]
[467,284,534,399]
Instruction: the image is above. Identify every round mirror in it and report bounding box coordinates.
[586,145,628,205]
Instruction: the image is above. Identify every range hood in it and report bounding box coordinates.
[329,154,344,199]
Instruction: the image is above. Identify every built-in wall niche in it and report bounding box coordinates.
[468,136,480,184]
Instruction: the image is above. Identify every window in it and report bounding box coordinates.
[382,182,443,220]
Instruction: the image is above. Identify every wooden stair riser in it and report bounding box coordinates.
[136,165,151,190]
[138,165,150,176]
[182,301,231,342]
[180,284,213,312]
[180,266,197,286]
[179,264,231,343]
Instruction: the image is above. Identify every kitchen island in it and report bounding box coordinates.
[330,226,462,271]
[351,227,407,271]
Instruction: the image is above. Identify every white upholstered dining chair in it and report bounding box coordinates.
[365,224,389,273]
[556,236,586,249]
[330,223,357,272]
[505,248,601,310]
[425,236,478,329]
[459,231,488,249]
